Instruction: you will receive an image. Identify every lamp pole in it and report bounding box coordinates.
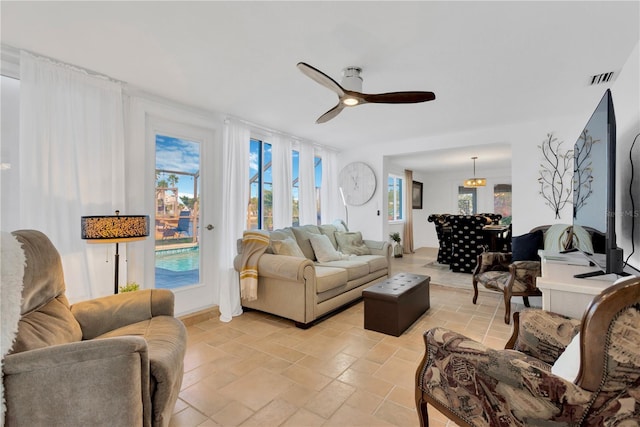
[114,241,120,294]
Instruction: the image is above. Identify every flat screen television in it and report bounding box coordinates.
[572,89,624,277]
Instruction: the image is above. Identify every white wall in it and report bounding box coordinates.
[339,43,639,270]
[339,116,583,244]
[411,168,511,248]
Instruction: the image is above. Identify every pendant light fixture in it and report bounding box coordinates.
[463,156,486,188]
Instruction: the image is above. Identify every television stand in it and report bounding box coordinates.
[536,250,620,318]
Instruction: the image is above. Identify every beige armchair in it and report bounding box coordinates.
[2,230,187,427]
[416,275,640,426]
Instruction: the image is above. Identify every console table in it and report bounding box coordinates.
[536,250,621,319]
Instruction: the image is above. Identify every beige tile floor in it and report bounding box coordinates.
[171,248,524,427]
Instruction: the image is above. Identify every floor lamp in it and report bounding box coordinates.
[339,187,349,228]
[81,210,150,294]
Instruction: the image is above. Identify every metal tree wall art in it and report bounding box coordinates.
[573,129,599,216]
[538,133,573,219]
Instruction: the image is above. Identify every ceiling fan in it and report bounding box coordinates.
[297,62,436,124]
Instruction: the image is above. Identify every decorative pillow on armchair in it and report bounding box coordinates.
[335,232,371,256]
[512,229,544,261]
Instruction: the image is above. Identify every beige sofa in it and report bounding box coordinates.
[234,223,391,327]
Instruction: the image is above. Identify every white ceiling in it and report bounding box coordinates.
[2,1,638,173]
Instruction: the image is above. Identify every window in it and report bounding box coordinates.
[292,150,299,226]
[314,155,322,225]
[458,186,477,215]
[248,138,273,230]
[494,184,512,223]
[388,175,404,221]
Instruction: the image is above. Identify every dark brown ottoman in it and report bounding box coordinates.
[363,273,430,336]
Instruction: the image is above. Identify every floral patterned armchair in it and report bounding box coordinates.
[472,225,606,324]
[472,251,542,324]
[415,275,640,426]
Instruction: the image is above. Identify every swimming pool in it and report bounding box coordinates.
[155,246,199,288]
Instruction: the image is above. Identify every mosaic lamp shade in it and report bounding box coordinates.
[81,210,149,293]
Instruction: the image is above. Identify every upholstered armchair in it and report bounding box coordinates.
[427,214,452,264]
[2,230,187,427]
[472,225,605,324]
[472,251,541,323]
[416,275,640,426]
[449,215,487,273]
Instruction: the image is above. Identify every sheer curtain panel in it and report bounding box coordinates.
[19,51,125,301]
[271,135,293,229]
[320,148,341,224]
[218,120,250,322]
[298,141,317,225]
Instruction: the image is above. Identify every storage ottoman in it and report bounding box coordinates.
[363,273,430,336]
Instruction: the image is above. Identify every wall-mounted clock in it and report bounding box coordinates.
[339,162,377,206]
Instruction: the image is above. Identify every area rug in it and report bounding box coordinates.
[423,261,450,270]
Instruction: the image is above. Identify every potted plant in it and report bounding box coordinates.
[389,232,403,258]
[119,281,140,293]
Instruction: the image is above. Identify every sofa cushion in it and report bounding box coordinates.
[315,260,369,281]
[309,233,342,262]
[291,225,322,260]
[354,254,388,273]
[476,271,511,292]
[271,237,306,258]
[314,266,349,293]
[335,232,371,255]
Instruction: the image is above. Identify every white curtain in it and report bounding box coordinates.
[298,141,317,225]
[218,120,250,322]
[271,135,292,229]
[18,51,125,301]
[320,148,341,224]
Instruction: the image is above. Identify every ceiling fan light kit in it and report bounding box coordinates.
[296,62,436,123]
[464,156,487,188]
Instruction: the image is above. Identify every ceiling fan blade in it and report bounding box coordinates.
[297,62,345,97]
[360,91,436,104]
[316,103,344,124]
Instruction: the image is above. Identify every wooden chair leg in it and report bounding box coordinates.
[523,296,531,307]
[416,399,430,427]
[503,290,511,324]
[472,279,479,304]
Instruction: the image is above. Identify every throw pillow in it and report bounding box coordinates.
[569,224,595,254]
[309,234,342,262]
[271,238,305,258]
[511,230,543,261]
[291,225,322,260]
[318,224,339,250]
[544,224,574,252]
[551,332,581,383]
[335,231,371,256]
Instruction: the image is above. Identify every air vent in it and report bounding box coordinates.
[589,71,615,85]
